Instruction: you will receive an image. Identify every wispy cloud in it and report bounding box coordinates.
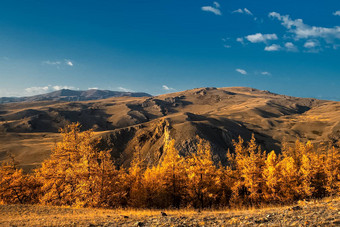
[232,8,253,16]
[65,60,74,66]
[236,37,245,44]
[24,85,77,95]
[304,40,319,48]
[236,68,247,75]
[246,33,278,43]
[88,87,99,90]
[264,44,281,51]
[269,12,340,42]
[232,8,257,20]
[42,60,61,65]
[261,71,271,76]
[25,86,50,94]
[303,40,321,52]
[333,11,340,16]
[52,85,75,90]
[42,59,74,67]
[162,85,176,91]
[285,42,298,52]
[118,87,134,92]
[201,2,221,16]
[222,37,231,48]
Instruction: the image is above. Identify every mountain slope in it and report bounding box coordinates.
[0,89,152,103]
[0,87,339,171]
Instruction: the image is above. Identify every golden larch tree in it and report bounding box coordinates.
[186,137,219,209]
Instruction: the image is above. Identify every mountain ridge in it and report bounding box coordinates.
[0,86,339,171]
[0,89,152,104]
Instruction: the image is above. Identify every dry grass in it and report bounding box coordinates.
[1,197,340,226]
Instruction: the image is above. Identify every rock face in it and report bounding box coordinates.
[0,87,340,170]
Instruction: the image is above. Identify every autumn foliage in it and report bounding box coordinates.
[1,123,340,208]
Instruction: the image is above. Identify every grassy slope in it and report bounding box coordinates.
[1,197,340,226]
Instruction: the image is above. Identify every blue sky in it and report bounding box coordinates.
[0,0,340,100]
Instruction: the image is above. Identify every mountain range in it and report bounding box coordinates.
[0,87,339,171]
[0,89,152,103]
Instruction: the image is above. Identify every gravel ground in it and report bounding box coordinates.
[1,198,340,226]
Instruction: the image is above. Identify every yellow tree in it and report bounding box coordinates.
[240,135,265,205]
[262,150,282,203]
[37,123,83,205]
[0,157,39,204]
[127,149,146,208]
[143,165,163,208]
[75,147,122,207]
[324,146,340,196]
[279,155,301,203]
[215,163,234,207]
[37,122,118,207]
[229,134,265,206]
[157,129,188,208]
[277,140,309,203]
[186,137,219,209]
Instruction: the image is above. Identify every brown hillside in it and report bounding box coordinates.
[0,87,339,171]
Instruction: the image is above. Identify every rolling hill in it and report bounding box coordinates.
[0,87,339,171]
[0,89,152,104]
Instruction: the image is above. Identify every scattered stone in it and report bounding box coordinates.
[161,211,167,216]
[254,218,269,224]
[291,206,302,211]
[136,221,144,226]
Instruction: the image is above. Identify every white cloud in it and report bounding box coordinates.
[118,87,133,92]
[162,85,176,92]
[162,85,176,91]
[24,85,77,95]
[88,87,99,90]
[222,37,231,48]
[264,44,281,51]
[232,9,243,14]
[42,60,61,65]
[25,86,50,94]
[236,68,247,75]
[236,37,244,44]
[246,33,278,43]
[65,60,73,66]
[201,2,221,15]
[285,42,298,51]
[333,11,340,16]
[232,8,253,16]
[244,8,253,16]
[42,59,74,67]
[261,71,271,75]
[304,40,319,48]
[269,12,340,42]
[213,1,220,8]
[52,85,75,91]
